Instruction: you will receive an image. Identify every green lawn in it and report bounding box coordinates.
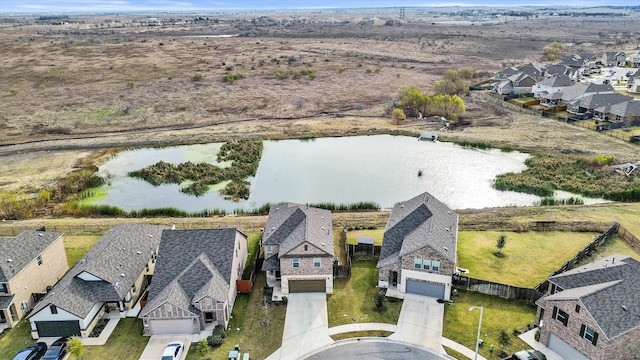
[330,330,393,341]
[83,318,149,360]
[0,320,34,360]
[575,235,640,266]
[444,290,536,360]
[327,258,402,327]
[64,234,101,267]
[186,272,286,360]
[345,229,384,246]
[457,231,599,287]
[242,233,262,278]
[444,346,468,360]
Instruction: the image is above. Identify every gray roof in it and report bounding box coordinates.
[139,228,244,318]
[0,295,14,310]
[262,254,281,272]
[560,82,615,103]
[595,99,640,118]
[538,75,574,88]
[377,192,458,269]
[29,224,168,319]
[545,64,573,77]
[561,53,590,67]
[575,93,632,111]
[262,203,334,258]
[0,231,63,282]
[545,255,640,340]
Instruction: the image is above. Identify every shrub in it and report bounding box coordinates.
[9,88,18,96]
[196,339,209,356]
[213,324,226,338]
[207,334,224,347]
[223,73,244,84]
[373,289,387,312]
[338,66,346,73]
[192,74,203,82]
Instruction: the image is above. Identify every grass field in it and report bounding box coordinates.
[63,234,101,267]
[345,229,384,246]
[83,319,149,360]
[0,320,33,360]
[575,235,640,265]
[457,231,600,287]
[327,258,402,327]
[330,330,393,341]
[444,290,536,360]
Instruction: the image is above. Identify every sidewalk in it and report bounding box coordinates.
[442,338,488,360]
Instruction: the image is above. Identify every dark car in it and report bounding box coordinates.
[42,337,69,360]
[12,342,47,360]
[511,350,547,360]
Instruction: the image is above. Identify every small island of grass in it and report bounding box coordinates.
[129,139,263,200]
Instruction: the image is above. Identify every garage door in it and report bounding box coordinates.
[36,321,80,337]
[149,319,195,335]
[288,280,326,293]
[548,333,589,360]
[406,279,445,298]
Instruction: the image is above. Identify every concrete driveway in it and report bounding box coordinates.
[266,293,333,360]
[388,294,444,351]
[139,335,192,360]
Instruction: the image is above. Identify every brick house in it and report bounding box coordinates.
[0,231,67,331]
[139,228,248,335]
[261,203,334,299]
[377,192,458,300]
[28,224,169,339]
[535,255,640,360]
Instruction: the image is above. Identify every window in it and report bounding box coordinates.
[580,324,598,345]
[551,283,564,294]
[37,255,43,266]
[552,306,569,327]
[423,260,430,271]
[50,305,58,314]
[266,245,273,254]
[431,260,440,272]
[292,258,300,268]
[313,258,321,268]
[0,283,7,294]
[575,304,581,313]
[304,244,308,251]
[414,258,422,269]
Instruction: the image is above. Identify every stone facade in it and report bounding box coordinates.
[5,235,68,327]
[401,246,455,277]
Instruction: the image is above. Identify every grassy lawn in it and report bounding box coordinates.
[444,290,536,360]
[444,346,468,360]
[0,320,34,360]
[330,330,393,341]
[457,231,599,287]
[327,258,402,327]
[83,318,149,360]
[333,229,347,264]
[242,233,262,278]
[186,272,286,360]
[345,229,384,246]
[575,235,640,265]
[64,234,101,267]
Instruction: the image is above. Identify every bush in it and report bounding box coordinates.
[223,72,244,84]
[9,88,18,96]
[207,334,224,348]
[373,289,387,312]
[192,74,203,82]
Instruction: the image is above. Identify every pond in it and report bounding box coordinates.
[91,135,543,212]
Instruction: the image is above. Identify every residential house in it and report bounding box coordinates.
[139,228,248,335]
[535,255,640,360]
[517,62,546,79]
[533,75,574,100]
[593,99,640,124]
[601,52,626,67]
[560,53,594,76]
[0,231,67,331]
[568,93,631,116]
[376,192,458,300]
[261,203,334,297]
[631,53,640,68]
[28,224,169,339]
[493,66,521,80]
[545,64,577,79]
[559,82,615,108]
[493,73,536,95]
[626,69,640,93]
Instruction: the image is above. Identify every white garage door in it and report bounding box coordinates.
[406,279,445,299]
[548,333,589,360]
[149,319,196,335]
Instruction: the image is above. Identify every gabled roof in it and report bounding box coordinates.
[595,99,640,118]
[30,224,168,319]
[377,192,458,268]
[507,72,535,85]
[0,295,14,310]
[140,228,244,317]
[560,53,590,67]
[494,67,520,79]
[518,62,546,78]
[560,82,615,103]
[538,75,574,88]
[0,231,63,282]
[574,93,632,111]
[262,203,334,258]
[545,255,640,340]
[546,64,574,77]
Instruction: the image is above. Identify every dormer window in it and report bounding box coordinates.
[304,245,308,251]
[266,245,273,254]
[50,305,58,314]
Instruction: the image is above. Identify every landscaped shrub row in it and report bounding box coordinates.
[494,154,640,201]
[129,139,263,200]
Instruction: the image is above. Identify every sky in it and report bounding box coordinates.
[0,0,637,13]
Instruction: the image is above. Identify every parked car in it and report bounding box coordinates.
[42,337,69,360]
[511,349,547,360]
[161,341,184,360]
[12,342,47,360]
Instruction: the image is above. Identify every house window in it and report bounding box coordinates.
[552,306,569,327]
[0,283,7,294]
[50,305,58,314]
[266,245,273,254]
[37,255,43,266]
[313,258,321,268]
[580,324,598,345]
[292,258,300,268]
[431,260,440,272]
[414,258,422,269]
[551,283,564,294]
[304,244,308,251]
[423,260,430,270]
[575,304,581,313]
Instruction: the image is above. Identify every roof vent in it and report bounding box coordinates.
[148,234,153,238]
[6,259,12,263]
[444,247,448,251]
[38,233,44,237]
[446,228,450,232]
[114,282,120,289]
[120,273,125,278]
[321,227,325,231]
[122,247,126,251]
[321,243,326,247]
[136,251,141,255]
[622,305,627,311]
[400,205,404,208]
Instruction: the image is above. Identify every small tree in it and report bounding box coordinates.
[196,339,209,358]
[496,234,507,256]
[373,288,387,312]
[391,108,406,125]
[68,337,84,360]
[498,329,512,352]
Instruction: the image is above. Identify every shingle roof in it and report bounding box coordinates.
[139,228,243,318]
[538,75,574,88]
[0,231,63,282]
[262,254,281,272]
[0,295,14,310]
[545,64,573,77]
[377,192,458,269]
[29,224,168,319]
[545,255,640,339]
[575,93,632,111]
[559,82,615,103]
[595,99,640,118]
[262,203,334,258]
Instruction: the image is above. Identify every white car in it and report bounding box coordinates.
[161,341,184,360]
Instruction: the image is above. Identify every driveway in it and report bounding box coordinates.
[139,335,192,360]
[388,294,444,351]
[266,293,333,360]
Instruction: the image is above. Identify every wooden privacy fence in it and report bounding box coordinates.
[617,224,640,249]
[458,220,611,233]
[333,226,352,278]
[237,246,262,294]
[453,276,543,303]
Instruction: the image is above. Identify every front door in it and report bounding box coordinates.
[390,271,398,287]
[205,312,215,322]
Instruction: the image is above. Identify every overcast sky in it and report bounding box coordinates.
[1,0,636,13]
